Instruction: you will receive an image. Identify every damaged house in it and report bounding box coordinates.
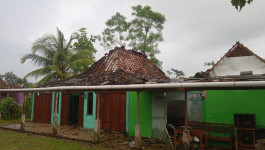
[31,47,169,133]
[0,77,24,105]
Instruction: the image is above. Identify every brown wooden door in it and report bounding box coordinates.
[33,93,52,123]
[99,92,126,131]
[60,93,69,125]
[78,94,84,127]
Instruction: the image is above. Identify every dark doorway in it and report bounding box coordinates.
[167,100,185,126]
[68,94,80,125]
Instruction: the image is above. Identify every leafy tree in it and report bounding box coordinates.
[171,68,185,79]
[21,28,96,85]
[101,5,166,68]
[100,13,130,49]
[204,61,215,67]
[72,28,97,74]
[128,5,166,68]
[231,0,253,11]
[1,72,33,87]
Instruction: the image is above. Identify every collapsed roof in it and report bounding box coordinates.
[0,77,11,89]
[43,47,169,87]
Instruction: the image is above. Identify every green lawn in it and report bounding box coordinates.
[0,129,98,150]
[0,118,30,125]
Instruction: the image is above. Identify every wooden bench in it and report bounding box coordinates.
[188,121,234,150]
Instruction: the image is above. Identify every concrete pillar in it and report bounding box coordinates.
[182,128,191,150]
[183,90,190,150]
[21,94,27,131]
[94,92,100,141]
[184,90,188,126]
[135,91,141,149]
[52,92,59,135]
[94,119,100,141]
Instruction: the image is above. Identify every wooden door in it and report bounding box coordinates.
[78,94,84,127]
[60,93,69,125]
[33,93,52,123]
[99,92,126,131]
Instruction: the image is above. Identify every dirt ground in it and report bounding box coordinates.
[0,123,171,150]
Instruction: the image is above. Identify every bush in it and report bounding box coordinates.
[0,97,22,120]
[25,96,32,118]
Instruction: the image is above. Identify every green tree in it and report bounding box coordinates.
[72,28,97,74]
[204,61,215,67]
[171,68,185,79]
[1,72,33,87]
[100,12,130,49]
[21,28,95,85]
[128,5,166,68]
[231,0,253,11]
[101,5,166,68]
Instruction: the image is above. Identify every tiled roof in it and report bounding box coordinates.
[42,47,169,87]
[204,41,265,77]
[0,78,11,89]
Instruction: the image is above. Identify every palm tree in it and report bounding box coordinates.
[21,28,94,85]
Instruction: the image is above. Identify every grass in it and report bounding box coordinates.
[0,129,100,150]
[0,118,31,125]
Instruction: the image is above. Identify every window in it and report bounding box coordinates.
[87,93,93,115]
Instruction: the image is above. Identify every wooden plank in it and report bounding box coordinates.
[99,92,126,131]
[60,93,69,125]
[78,94,84,127]
[33,93,52,124]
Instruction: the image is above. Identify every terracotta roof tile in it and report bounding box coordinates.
[42,47,169,87]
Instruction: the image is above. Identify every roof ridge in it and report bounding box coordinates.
[205,41,265,77]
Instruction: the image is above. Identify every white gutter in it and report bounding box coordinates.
[1,81,265,92]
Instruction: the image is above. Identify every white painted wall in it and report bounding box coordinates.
[209,56,265,77]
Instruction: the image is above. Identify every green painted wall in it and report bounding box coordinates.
[129,91,152,138]
[203,90,265,127]
[83,92,97,129]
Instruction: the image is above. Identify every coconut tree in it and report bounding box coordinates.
[21,28,95,85]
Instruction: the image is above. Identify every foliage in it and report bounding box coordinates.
[21,28,96,85]
[0,97,21,120]
[25,95,32,118]
[100,12,130,49]
[101,5,166,68]
[128,5,166,68]
[171,68,185,79]
[204,61,215,67]
[231,0,253,11]
[72,28,97,75]
[0,72,33,87]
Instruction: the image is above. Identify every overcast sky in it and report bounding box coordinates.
[1,0,265,82]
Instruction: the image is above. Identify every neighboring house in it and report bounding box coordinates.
[31,47,169,133]
[0,77,24,105]
[202,42,265,126]
[205,41,265,77]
